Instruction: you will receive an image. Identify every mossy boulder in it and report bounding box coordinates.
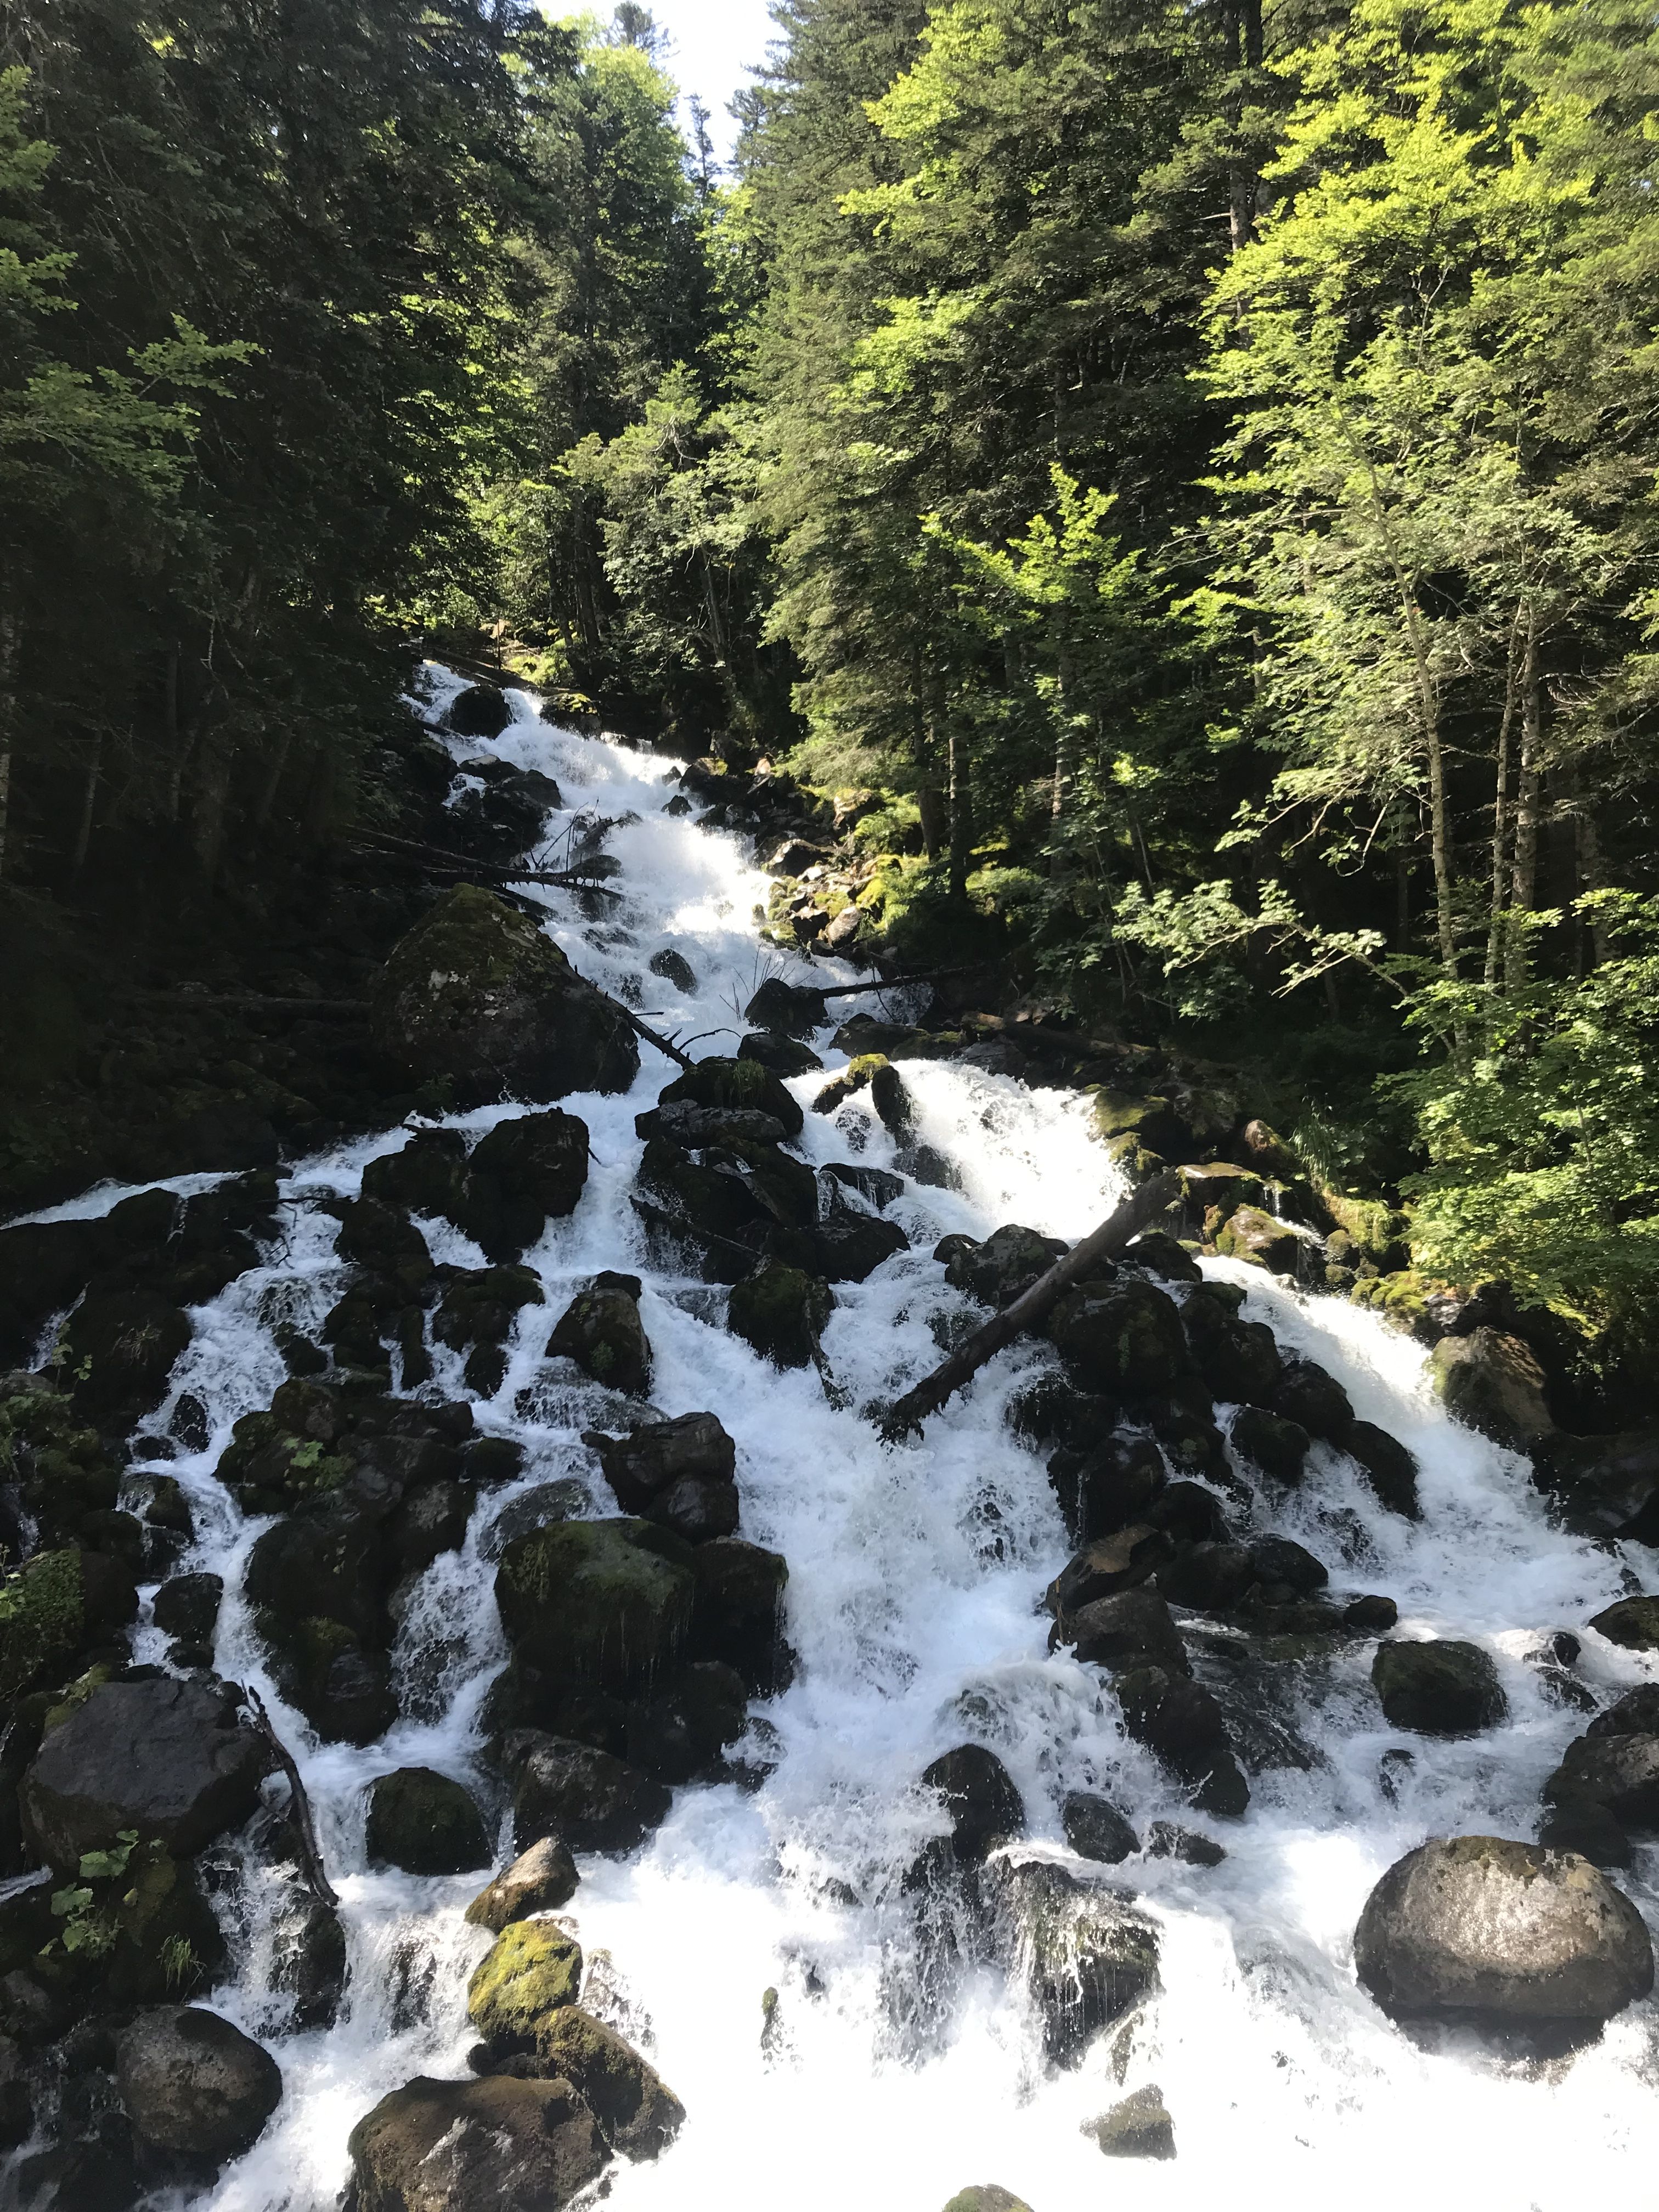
[1047,1276,1188,1397]
[1372,1639,1507,1735]
[727,1261,832,1368]
[0,1550,94,1700]
[1320,1188,1409,1269]
[370,884,637,1107]
[535,2005,685,2160]
[58,1288,193,1426]
[943,2190,1032,2212]
[658,1054,803,1138]
[546,1277,652,1395]
[495,1517,695,1692]
[945,1224,1066,1310]
[1214,1205,1301,1274]
[0,1375,122,1549]
[1229,1404,1311,1482]
[364,1767,490,1876]
[1588,1595,1659,1651]
[1430,1328,1554,1448]
[467,1918,583,2056]
[1085,2083,1176,2160]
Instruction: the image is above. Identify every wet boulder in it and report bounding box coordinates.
[436,1265,544,1395]
[459,1110,590,1260]
[945,1226,1067,1310]
[1047,1276,1189,1397]
[1353,1835,1652,2030]
[1544,1734,1659,1832]
[772,1208,909,1285]
[495,1518,694,1693]
[657,1053,804,1139]
[116,2006,281,2167]
[1272,1355,1353,1442]
[387,1479,473,1579]
[1047,1434,1167,1548]
[1229,1405,1311,1483]
[1180,1286,1281,1406]
[986,1856,1160,2066]
[1588,1685,1659,1738]
[1125,1231,1201,1284]
[1050,1585,1189,1676]
[743,978,826,1040]
[1372,1640,1506,1736]
[506,1733,672,1854]
[445,681,513,737]
[1085,2083,1176,2160]
[365,1767,490,1876]
[1046,1526,1171,1613]
[589,1412,740,1545]
[1588,1595,1659,1651]
[0,1547,129,1702]
[272,1895,348,2030]
[1062,1791,1138,1865]
[648,946,698,994]
[1214,1205,1301,1273]
[740,1029,823,1077]
[920,1744,1025,1865]
[1347,1421,1421,1519]
[370,884,638,1107]
[687,1537,791,1693]
[1430,1328,1554,1449]
[153,1573,223,1647]
[727,1261,832,1369]
[335,1199,433,1297]
[345,2073,607,2212]
[1115,1667,1250,1816]
[468,1917,584,2056]
[1249,1535,1328,1597]
[546,1273,652,1395]
[1159,1542,1256,1613]
[625,1661,750,1784]
[534,2005,685,2159]
[465,1836,579,1934]
[22,1675,266,1868]
[59,1289,192,1426]
[362,1126,470,1223]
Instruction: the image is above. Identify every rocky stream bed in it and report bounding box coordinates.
[1,668,1658,2211]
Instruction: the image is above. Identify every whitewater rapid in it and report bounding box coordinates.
[40,669,1659,2211]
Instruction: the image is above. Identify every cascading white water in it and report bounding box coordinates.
[32,665,1659,2212]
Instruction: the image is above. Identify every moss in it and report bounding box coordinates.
[1320,1188,1409,1268]
[467,1920,584,2052]
[659,1054,802,1136]
[0,1549,84,1701]
[1350,1269,1437,1331]
[494,1519,694,1691]
[727,1262,832,1369]
[1093,1090,1171,1141]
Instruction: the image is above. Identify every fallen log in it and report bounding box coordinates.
[877,1169,1182,1441]
[239,1684,338,1911]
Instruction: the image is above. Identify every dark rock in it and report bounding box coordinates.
[1544,1734,1659,1830]
[1051,1586,1189,1676]
[1588,1685,1659,1737]
[771,1210,909,1285]
[1062,1791,1138,1864]
[1180,1289,1280,1405]
[822,1161,906,1211]
[14,2135,144,2211]
[245,1511,386,1646]
[1430,1328,1554,1449]
[534,2005,685,2159]
[589,1413,738,1545]
[460,1111,590,1260]
[1144,1822,1226,1866]
[1085,2082,1175,2159]
[945,1226,1067,1310]
[727,1262,832,1368]
[365,1767,490,1876]
[1272,1355,1353,1441]
[739,1029,823,1077]
[1158,1542,1255,1613]
[434,1268,545,1367]
[743,979,826,1039]
[920,1744,1025,1864]
[626,1661,749,1784]
[335,1199,432,1294]
[1347,1421,1421,1518]
[370,885,638,1107]
[1047,1435,1166,1547]
[388,1480,473,1578]
[1354,1835,1653,2028]
[1372,1640,1506,1736]
[1115,1667,1248,1814]
[0,2033,30,2147]
[986,1857,1159,2066]
[1249,1535,1328,1595]
[22,1676,266,1868]
[507,1734,671,1854]
[1125,1232,1201,1284]
[1345,1594,1399,1632]
[1215,1206,1301,1273]
[659,1053,804,1138]
[648,947,698,994]
[495,1519,694,1693]
[1539,1798,1633,1869]
[464,1435,525,1486]
[1047,1276,1188,1397]
[59,1290,192,1425]
[345,2072,607,2212]
[687,1537,791,1693]
[465,1836,579,1933]
[152,1573,223,1646]
[116,2006,281,2165]
[272,1895,347,2030]
[546,1278,652,1395]
[1229,1405,1311,1482]
[1588,1595,1659,1651]
[445,682,513,737]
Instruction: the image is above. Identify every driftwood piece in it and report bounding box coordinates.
[878,1169,1182,1441]
[240,1684,338,1911]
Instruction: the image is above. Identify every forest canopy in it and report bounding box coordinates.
[3,0,1657,1342]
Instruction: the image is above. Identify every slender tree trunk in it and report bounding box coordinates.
[254,730,292,830]
[1049,638,1074,878]
[0,601,14,886]
[947,714,970,904]
[1225,0,1263,254]
[1484,599,1527,994]
[1505,627,1542,994]
[1572,766,1609,967]
[912,648,944,857]
[71,734,103,879]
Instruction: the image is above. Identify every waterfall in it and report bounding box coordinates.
[19,664,1658,2212]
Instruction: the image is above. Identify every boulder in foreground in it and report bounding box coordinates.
[1353,1834,1652,2029]
[116,2007,281,2166]
[345,2073,607,2212]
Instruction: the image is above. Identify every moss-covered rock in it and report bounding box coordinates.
[1047,1276,1188,1397]
[535,2005,685,2159]
[1372,1639,1507,1735]
[57,1288,193,1426]
[370,884,637,1107]
[467,1918,583,2055]
[1229,1404,1311,1482]
[658,1053,803,1137]
[1214,1205,1301,1273]
[495,1518,695,1692]
[1320,1188,1409,1269]
[945,1224,1066,1310]
[545,1277,652,1395]
[1430,1328,1554,1448]
[364,1767,490,1876]
[0,1550,88,1701]
[727,1262,832,1368]
[0,1375,122,1550]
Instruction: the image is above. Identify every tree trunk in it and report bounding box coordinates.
[0,601,14,886]
[1049,638,1074,878]
[947,715,970,903]
[1572,767,1609,968]
[1484,599,1527,994]
[1225,0,1263,253]
[71,734,103,879]
[1505,627,1542,994]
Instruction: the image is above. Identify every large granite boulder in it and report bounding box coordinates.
[345,2074,607,2212]
[116,2006,281,2166]
[370,885,637,1107]
[22,1676,266,1868]
[1430,1329,1554,1449]
[1354,1835,1652,2029]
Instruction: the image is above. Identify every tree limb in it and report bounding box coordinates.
[240,1684,338,1911]
[877,1169,1182,1440]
